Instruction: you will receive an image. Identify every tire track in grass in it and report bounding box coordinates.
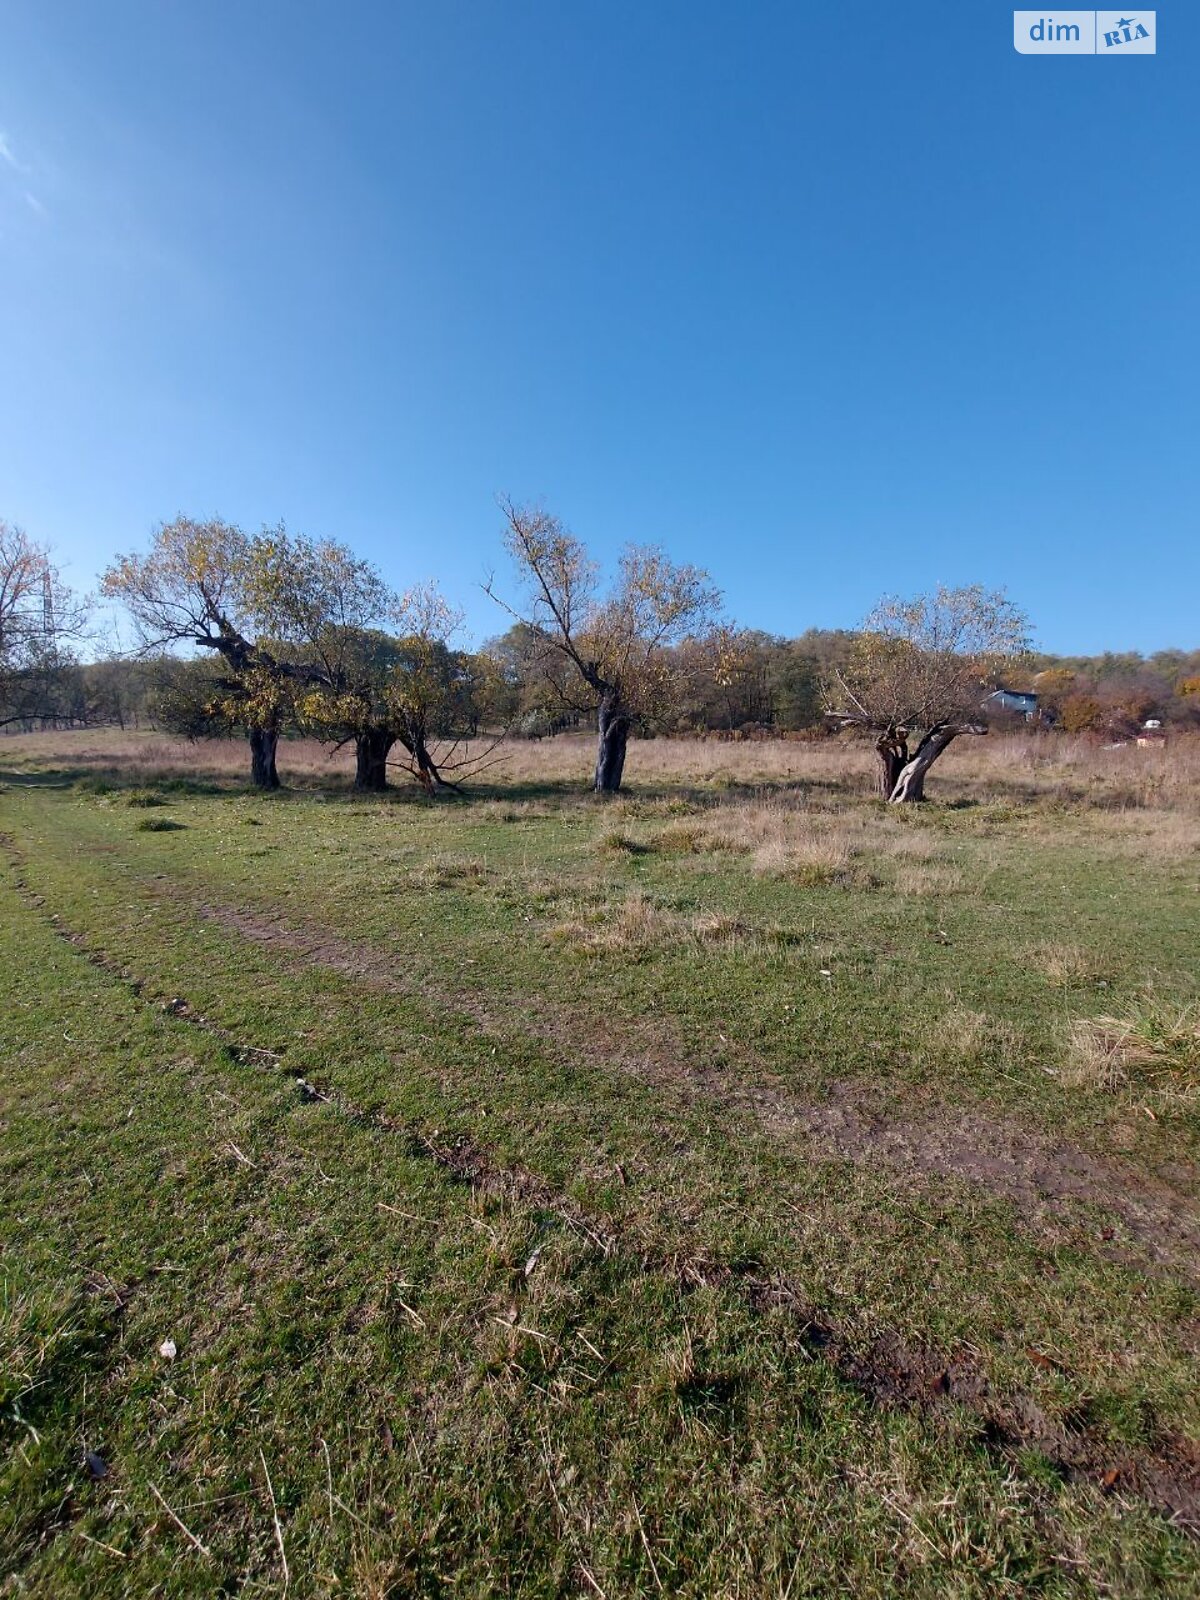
[193,894,1200,1290]
[16,805,1200,1286]
[4,831,1198,1536]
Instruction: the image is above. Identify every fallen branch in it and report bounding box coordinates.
[259,1448,289,1596]
[149,1482,212,1559]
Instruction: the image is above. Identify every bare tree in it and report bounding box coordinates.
[1,522,89,730]
[825,585,1031,802]
[488,501,721,792]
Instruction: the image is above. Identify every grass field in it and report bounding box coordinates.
[2,728,1198,1597]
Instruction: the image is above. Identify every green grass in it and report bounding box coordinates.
[2,755,1198,1596]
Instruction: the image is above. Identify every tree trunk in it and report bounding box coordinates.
[413,737,452,795]
[875,733,908,799]
[888,723,983,802]
[248,725,280,789]
[354,728,395,791]
[386,732,459,795]
[594,699,631,794]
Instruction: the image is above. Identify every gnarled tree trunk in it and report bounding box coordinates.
[248,724,280,790]
[875,732,908,799]
[354,727,395,791]
[887,722,985,803]
[594,697,630,793]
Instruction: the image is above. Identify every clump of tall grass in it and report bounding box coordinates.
[124,788,170,808]
[656,821,740,855]
[893,863,966,897]
[547,890,794,957]
[412,854,491,890]
[1061,1001,1200,1094]
[929,1005,1023,1069]
[1026,942,1097,988]
[751,834,855,886]
[594,829,651,856]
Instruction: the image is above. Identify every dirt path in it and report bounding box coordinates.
[189,898,1200,1286]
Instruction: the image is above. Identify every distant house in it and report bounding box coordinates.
[985,688,1039,721]
[1136,719,1167,747]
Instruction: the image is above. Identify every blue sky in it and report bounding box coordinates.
[1,2,1196,653]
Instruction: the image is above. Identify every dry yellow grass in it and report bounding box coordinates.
[412,854,491,891]
[751,832,855,884]
[931,1006,1023,1069]
[892,862,966,897]
[0,728,351,783]
[547,890,678,956]
[640,795,976,894]
[4,724,1200,814]
[7,727,1198,908]
[547,888,792,958]
[1061,1018,1150,1092]
[1061,1004,1200,1095]
[493,728,1200,815]
[1026,942,1096,988]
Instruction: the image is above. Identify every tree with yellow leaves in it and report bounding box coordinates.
[103,517,304,787]
[106,518,485,793]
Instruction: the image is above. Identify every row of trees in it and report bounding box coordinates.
[6,506,1191,802]
[101,519,491,793]
[9,621,1196,753]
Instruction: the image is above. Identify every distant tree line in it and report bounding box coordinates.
[11,629,1194,749]
[1013,653,1200,738]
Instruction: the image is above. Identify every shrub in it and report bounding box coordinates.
[1059,695,1103,734]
